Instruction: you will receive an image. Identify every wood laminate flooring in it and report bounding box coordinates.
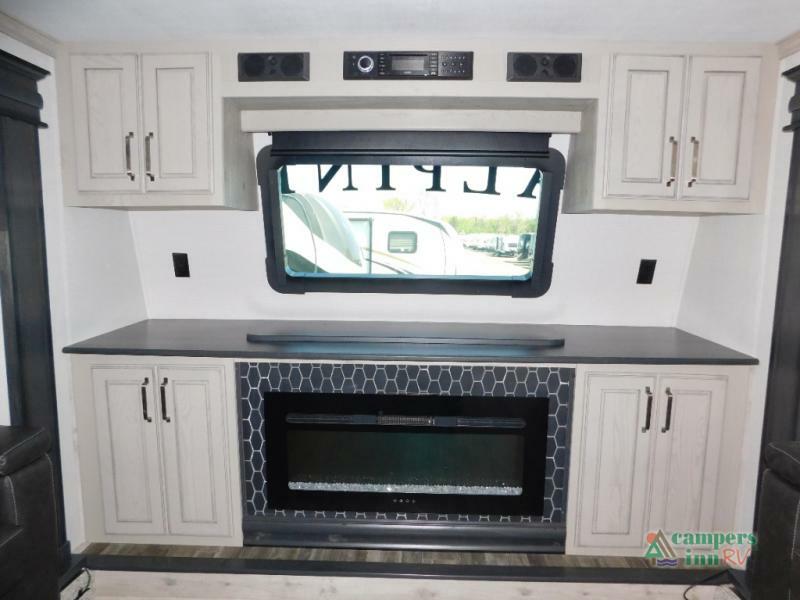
[87,571,740,600]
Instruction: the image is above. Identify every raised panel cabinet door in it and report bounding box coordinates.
[141,54,211,192]
[680,57,760,200]
[605,55,686,198]
[649,376,726,536]
[575,374,658,550]
[71,54,142,192]
[91,367,165,535]
[157,366,231,537]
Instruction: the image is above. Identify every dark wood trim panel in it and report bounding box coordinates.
[0,50,69,567]
[761,65,800,452]
[755,66,800,567]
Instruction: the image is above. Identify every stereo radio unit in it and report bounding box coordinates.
[344,51,473,80]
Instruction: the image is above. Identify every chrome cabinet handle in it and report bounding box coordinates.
[159,377,171,423]
[661,387,674,433]
[642,386,653,433]
[124,132,135,181]
[666,136,678,187]
[140,377,152,422]
[687,136,699,187]
[145,131,155,182]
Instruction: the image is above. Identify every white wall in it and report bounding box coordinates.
[130,211,698,326]
[130,134,699,326]
[677,49,800,531]
[0,32,148,547]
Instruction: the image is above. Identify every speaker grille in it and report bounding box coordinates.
[241,54,266,78]
[507,53,582,82]
[513,54,538,77]
[281,53,305,77]
[553,55,578,79]
[238,52,309,82]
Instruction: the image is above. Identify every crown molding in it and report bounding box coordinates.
[0,49,49,127]
[0,11,59,57]
[778,30,800,59]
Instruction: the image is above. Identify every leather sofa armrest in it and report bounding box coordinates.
[0,426,50,476]
[765,441,800,488]
[793,541,800,600]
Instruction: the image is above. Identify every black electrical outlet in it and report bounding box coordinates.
[637,259,656,284]
[172,253,190,278]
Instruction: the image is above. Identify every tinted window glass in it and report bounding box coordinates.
[278,163,542,280]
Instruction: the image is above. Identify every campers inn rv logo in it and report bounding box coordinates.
[645,530,756,568]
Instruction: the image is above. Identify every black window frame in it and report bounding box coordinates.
[256,131,565,298]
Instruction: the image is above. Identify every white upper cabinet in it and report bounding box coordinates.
[67,52,256,209]
[141,54,211,192]
[71,55,142,192]
[606,55,685,198]
[566,53,764,214]
[679,57,760,200]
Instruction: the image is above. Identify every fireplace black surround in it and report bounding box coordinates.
[239,361,574,551]
[265,391,549,516]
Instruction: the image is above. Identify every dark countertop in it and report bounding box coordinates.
[62,319,758,366]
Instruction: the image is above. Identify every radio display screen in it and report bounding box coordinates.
[391,55,426,72]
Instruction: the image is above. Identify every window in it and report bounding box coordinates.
[257,131,565,297]
[387,231,418,254]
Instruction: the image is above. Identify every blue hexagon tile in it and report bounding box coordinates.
[238,362,574,525]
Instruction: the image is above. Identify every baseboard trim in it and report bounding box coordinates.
[727,568,751,600]
[59,553,87,590]
[82,552,728,586]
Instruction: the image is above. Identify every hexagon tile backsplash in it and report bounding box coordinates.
[238,362,574,525]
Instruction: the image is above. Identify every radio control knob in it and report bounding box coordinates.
[357,55,375,74]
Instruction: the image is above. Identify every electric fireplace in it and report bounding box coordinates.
[239,362,573,550]
[265,391,549,516]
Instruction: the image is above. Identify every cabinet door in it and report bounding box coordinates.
[91,367,165,535]
[157,366,231,537]
[141,54,211,192]
[679,57,760,200]
[575,374,658,550]
[605,55,685,198]
[649,376,726,535]
[71,54,142,192]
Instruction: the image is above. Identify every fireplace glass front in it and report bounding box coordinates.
[265,391,549,515]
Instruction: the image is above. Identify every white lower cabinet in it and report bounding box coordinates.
[77,357,241,545]
[648,376,726,535]
[567,365,748,556]
[158,367,231,536]
[574,374,657,550]
[92,367,166,535]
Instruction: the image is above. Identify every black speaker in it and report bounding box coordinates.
[238,52,309,81]
[507,53,582,82]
